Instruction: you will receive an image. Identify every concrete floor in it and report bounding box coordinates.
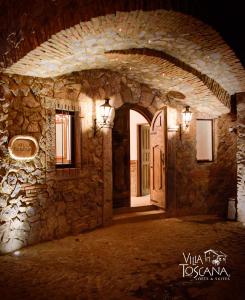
[0,215,245,300]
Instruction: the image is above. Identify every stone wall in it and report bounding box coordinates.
[169,109,237,217]
[0,69,238,253]
[0,75,49,253]
[0,69,160,253]
[0,73,105,253]
[237,93,245,223]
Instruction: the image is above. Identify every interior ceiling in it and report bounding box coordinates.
[0,1,244,116]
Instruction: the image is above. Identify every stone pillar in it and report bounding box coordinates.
[237,93,245,223]
[102,127,113,225]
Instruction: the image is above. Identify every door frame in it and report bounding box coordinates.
[129,104,153,125]
[138,123,150,196]
[112,104,153,208]
[130,105,152,200]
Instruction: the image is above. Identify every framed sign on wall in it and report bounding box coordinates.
[8,135,39,160]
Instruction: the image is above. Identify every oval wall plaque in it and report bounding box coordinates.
[8,135,39,160]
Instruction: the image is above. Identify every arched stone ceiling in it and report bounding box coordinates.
[0,0,244,68]
[4,10,244,91]
[2,10,245,116]
[71,53,228,116]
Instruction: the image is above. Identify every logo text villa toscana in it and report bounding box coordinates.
[179,249,230,280]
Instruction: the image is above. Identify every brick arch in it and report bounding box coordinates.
[3,10,245,112]
[108,48,231,110]
[125,104,153,124]
[54,63,228,117]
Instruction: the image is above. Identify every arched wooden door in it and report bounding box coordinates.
[150,108,167,209]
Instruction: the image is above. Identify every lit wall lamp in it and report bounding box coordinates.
[182,106,193,129]
[178,106,193,140]
[93,98,115,136]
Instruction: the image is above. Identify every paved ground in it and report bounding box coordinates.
[0,215,245,300]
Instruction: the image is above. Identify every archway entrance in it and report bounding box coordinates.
[130,109,150,207]
[112,104,167,210]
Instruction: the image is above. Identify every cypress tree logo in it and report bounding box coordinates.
[179,249,230,281]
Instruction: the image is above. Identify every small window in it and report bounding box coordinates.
[196,119,213,162]
[55,110,75,167]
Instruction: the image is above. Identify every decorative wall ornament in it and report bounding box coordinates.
[8,135,39,160]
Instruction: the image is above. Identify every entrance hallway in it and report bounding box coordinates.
[0,216,245,300]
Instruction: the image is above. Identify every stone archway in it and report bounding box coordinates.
[3,10,245,100]
[0,67,239,254]
[0,9,244,253]
[111,103,153,209]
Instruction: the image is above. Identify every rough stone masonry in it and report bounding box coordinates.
[0,69,237,254]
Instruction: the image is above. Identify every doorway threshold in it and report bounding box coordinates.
[113,205,165,224]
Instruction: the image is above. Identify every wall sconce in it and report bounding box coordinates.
[93,98,115,136]
[182,106,193,129]
[177,106,193,141]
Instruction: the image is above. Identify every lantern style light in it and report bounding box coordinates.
[99,98,113,125]
[93,98,115,136]
[182,106,192,129]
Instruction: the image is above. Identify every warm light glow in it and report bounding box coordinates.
[99,98,115,127]
[167,107,178,131]
[55,113,72,165]
[8,135,39,161]
[182,106,192,128]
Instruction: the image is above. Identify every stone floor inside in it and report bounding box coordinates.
[131,195,151,207]
[0,215,245,300]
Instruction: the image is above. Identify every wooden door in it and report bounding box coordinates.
[150,109,167,209]
[112,105,130,208]
[140,124,150,196]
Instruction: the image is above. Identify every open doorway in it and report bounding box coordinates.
[130,110,151,207]
[112,104,166,211]
[112,104,152,209]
